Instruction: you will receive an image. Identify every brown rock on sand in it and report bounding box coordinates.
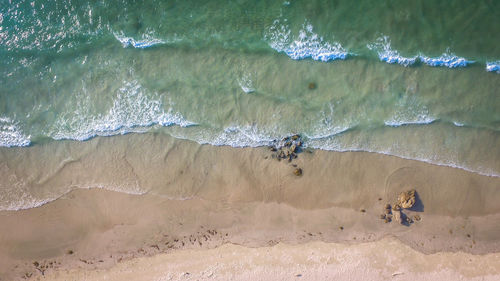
[397,189,416,209]
[293,168,302,176]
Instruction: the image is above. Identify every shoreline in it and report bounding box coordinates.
[1,133,499,280]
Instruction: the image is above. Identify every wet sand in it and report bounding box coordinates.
[0,133,499,280]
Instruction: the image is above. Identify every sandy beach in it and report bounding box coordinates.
[1,133,499,280]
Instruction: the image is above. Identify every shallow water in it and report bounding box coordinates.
[1,0,499,188]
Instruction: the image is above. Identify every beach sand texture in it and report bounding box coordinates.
[1,134,499,280]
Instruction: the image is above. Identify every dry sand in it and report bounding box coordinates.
[0,133,499,280]
[41,238,500,281]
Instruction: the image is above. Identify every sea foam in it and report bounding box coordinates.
[265,19,349,62]
[113,32,165,49]
[486,61,500,73]
[367,36,417,67]
[384,96,436,127]
[419,50,473,68]
[0,117,31,147]
[368,36,474,68]
[49,80,196,142]
[238,72,256,94]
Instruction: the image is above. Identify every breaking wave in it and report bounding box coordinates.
[113,31,166,49]
[48,80,196,142]
[367,36,474,68]
[419,50,473,68]
[486,61,500,73]
[265,19,349,62]
[367,36,417,67]
[0,117,31,147]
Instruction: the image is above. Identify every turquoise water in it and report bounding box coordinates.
[1,0,499,176]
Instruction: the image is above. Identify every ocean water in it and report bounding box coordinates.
[1,0,499,208]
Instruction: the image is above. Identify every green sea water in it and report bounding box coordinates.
[1,0,499,181]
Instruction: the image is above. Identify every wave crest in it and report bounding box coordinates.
[419,50,473,68]
[113,31,165,49]
[49,80,195,142]
[367,36,417,67]
[486,61,500,73]
[265,19,349,62]
[367,36,475,68]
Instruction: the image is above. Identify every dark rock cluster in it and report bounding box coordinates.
[269,134,305,176]
[270,134,303,162]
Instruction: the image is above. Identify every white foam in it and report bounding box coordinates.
[486,61,500,73]
[0,116,31,147]
[265,19,349,62]
[113,31,165,49]
[384,117,436,127]
[209,125,276,147]
[305,104,354,140]
[304,125,351,140]
[419,50,473,68]
[49,80,196,141]
[367,36,417,67]
[306,130,499,178]
[238,72,255,94]
[0,191,52,211]
[367,36,474,68]
[384,96,437,127]
[0,183,147,211]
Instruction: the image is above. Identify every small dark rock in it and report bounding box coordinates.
[293,168,302,176]
[308,82,317,90]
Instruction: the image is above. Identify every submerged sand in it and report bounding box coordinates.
[0,133,499,280]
